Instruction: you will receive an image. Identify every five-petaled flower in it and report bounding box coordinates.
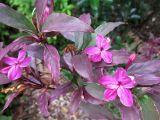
[84,34,112,63]
[99,68,136,107]
[0,50,31,80]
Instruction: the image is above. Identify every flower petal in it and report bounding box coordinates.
[89,54,101,62]
[115,68,127,79]
[117,86,133,107]
[20,57,31,67]
[18,50,26,62]
[2,57,17,65]
[0,66,11,73]
[8,66,22,80]
[121,76,135,89]
[99,76,118,89]
[96,34,110,50]
[84,47,100,55]
[104,89,117,101]
[101,51,112,63]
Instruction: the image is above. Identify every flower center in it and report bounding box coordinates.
[118,81,122,86]
[100,47,104,51]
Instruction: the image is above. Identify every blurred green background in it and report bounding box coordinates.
[0,0,159,119]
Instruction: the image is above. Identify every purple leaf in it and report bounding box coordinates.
[83,89,104,105]
[85,83,105,100]
[79,13,91,25]
[37,91,50,117]
[42,13,94,33]
[44,45,60,83]
[118,103,141,120]
[134,73,160,85]
[128,60,160,74]
[61,13,91,42]
[95,22,124,36]
[35,0,53,27]
[72,54,94,81]
[80,102,118,120]
[0,74,12,85]
[0,3,36,33]
[27,75,42,85]
[50,82,72,102]
[95,49,130,68]
[2,93,19,112]
[63,52,73,71]
[27,43,44,60]
[0,36,34,61]
[112,49,130,65]
[69,89,82,114]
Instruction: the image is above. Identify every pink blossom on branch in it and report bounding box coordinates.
[0,50,31,80]
[84,34,112,63]
[99,68,136,107]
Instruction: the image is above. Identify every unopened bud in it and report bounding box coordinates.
[129,53,136,62]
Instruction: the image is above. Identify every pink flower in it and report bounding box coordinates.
[99,68,136,107]
[84,34,112,63]
[0,50,31,80]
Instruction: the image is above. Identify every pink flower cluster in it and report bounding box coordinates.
[0,50,31,80]
[85,35,136,107]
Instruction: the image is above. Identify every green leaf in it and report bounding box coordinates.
[0,116,12,120]
[90,0,99,10]
[0,3,36,34]
[139,96,160,120]
[85,83,105,100]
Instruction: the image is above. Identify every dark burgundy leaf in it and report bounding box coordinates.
[37,91,50,117]
[2,93,19,112]
[83,89,104,105]
[95,22,124,36]
[0,36,34,61]
[72,54,94,81]
[0,3,36,33]
[35,0,53,27]
[0,74,12,85]
[69,89,82,114]
[44,45,60,83]
[128,60,160,74]
[80,102,118,120]
[85,83,105,100]
[118,103,141,120]
[42,13,93,33]
[50,82,72,102]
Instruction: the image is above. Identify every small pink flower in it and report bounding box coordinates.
[99,68,136,107]
[0,50,31,80]
[84,34,112,63]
